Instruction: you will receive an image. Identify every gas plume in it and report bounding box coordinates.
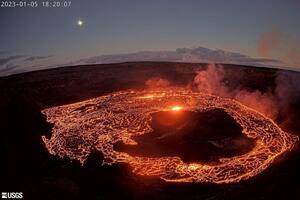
[257,30,300,67]
[145,77,170,88]
[194,63,299,121]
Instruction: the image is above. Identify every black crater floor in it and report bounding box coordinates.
[114,108,256,163]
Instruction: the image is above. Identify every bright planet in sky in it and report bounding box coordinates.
[77,19,84,27]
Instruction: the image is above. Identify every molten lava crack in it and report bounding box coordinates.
[42,87,298,183]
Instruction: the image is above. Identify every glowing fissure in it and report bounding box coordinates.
[42,87,298,183]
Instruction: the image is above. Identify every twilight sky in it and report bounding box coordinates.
[0,0,300,75]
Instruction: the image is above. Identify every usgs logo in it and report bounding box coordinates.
[1,192,23,199]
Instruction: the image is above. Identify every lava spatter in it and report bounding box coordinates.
[42,87,298,183]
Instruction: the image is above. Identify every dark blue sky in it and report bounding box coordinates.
[0,0,299,70]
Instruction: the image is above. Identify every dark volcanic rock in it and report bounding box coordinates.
[114,109,255,163]
[0,62,300,200]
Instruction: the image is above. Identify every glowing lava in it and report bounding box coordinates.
[171,106,183,111]
[42,87,298,183]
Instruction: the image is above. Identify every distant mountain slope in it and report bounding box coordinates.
[0,46,292,77]
[73,47,283,68]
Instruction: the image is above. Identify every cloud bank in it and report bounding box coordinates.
[0,46,296,76]
[0,54,52,76]
[0,55,26,66]
[24,55,53,62]
[73,47,284,69]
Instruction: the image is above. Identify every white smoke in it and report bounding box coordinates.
[193,64,291,119]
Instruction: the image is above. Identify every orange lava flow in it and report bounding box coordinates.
[41,87,298,183]
[170,106,183,111]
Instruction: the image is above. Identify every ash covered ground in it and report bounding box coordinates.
[1,62,300,200]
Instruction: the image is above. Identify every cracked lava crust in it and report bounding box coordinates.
[41,87,298,183]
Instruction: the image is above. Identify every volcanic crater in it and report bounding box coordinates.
[114,108,256,163]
